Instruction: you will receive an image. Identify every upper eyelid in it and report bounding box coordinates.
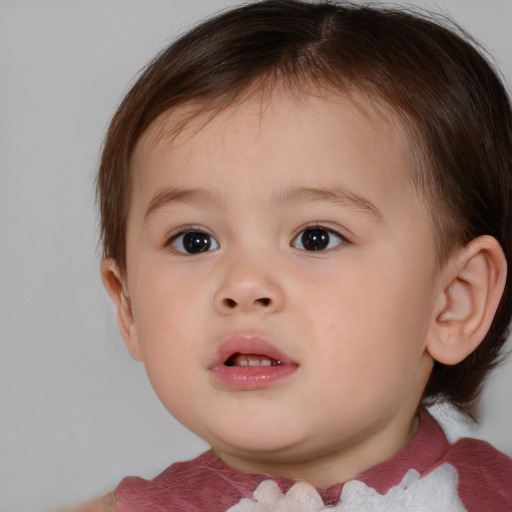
[291,222,349,242]
[290,224,350,253]
[164,227,220,254]
[167,227,220,254]
[165,225,215,241]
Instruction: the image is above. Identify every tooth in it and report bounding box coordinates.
[261,360,271,367]
[239,360,248,367]
[249,360,260,367]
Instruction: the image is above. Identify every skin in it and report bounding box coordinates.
[101,88,506,491]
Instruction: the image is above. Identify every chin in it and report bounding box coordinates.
[203,424,306,459]
[221,433,298,454]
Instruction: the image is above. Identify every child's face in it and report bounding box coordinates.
[121,89,441,483]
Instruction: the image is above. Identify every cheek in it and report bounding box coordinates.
[128,265,208,389]
[305,261,432,375]
[307,294,426,422]
[131,257,207,330]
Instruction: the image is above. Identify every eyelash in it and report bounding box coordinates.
[291,224,347,252]
[167,226,219,254]
[167,224,347,255]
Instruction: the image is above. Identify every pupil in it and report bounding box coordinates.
[302,229,329,251]
[183,232,211,253]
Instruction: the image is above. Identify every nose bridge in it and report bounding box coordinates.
[213,243,285,314]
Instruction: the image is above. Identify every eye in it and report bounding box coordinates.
[170,230,219,254]
[291,226,345,252]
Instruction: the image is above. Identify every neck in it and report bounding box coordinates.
[215,412,421,488]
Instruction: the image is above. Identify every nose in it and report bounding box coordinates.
[213,256,285,315]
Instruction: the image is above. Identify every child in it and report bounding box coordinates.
[81,0,512,509]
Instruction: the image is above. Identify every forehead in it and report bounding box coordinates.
[130,88,419,219]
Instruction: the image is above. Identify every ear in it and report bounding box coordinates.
[427,235,507,365]
[100,259,142,361]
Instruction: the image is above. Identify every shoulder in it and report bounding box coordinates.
[53,491,118,512]
[443,437,512,510]
[115,450,267,511]
[448,436,512,476]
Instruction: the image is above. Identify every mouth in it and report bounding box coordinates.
[209,336,298,390]
[224,353,282,367]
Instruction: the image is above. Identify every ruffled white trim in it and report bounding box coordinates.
[227,463,467,511]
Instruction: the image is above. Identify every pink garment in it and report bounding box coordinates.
[115,413,512,511]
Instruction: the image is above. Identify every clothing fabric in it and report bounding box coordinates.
[115,413,512,511]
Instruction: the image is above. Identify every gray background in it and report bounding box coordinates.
[1,1,511,510]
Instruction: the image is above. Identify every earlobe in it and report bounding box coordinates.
[100,259,142,361]
[427,236,507,365]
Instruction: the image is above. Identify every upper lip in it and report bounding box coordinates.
[209,335,296,370]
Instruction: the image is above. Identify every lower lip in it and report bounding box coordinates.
[210,364,298,390]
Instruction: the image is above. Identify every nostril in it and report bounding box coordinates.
[220,297,272,310]
[223,298,237,308]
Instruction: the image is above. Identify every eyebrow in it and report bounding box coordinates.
[144,188,217,220]
[144,185,382,221]
[274,187,382,220]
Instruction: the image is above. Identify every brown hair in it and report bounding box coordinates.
[97,0,512,419]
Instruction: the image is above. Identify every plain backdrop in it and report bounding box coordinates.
[1,1,511,510]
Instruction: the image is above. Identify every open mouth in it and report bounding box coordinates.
[224,353,282,367]
[209,336,297,390]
